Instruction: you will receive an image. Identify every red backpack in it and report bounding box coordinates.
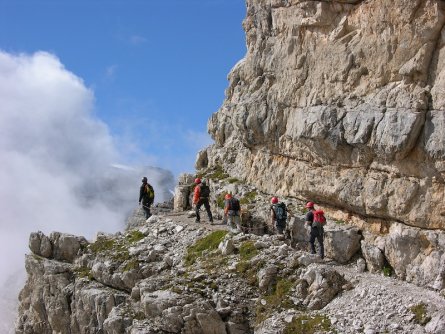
[313,210,326,226]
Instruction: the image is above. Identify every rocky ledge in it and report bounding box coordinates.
[16,204,445,333]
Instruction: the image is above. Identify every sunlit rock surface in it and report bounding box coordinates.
[204,0,445,230]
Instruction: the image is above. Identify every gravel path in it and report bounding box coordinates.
[321,262,445,333]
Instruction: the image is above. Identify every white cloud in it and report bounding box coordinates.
[0,50,174,331]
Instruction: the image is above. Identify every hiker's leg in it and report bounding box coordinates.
[143,204,151,219]
[234,215,241,231]
[204,199,213,222]
[317,234,324,259]
[195,201,202,222]
[227,214,233,228]
[309,230,317,254]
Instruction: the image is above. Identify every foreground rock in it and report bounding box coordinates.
[16,210,445,333]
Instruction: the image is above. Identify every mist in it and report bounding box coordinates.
[0,51,175,332]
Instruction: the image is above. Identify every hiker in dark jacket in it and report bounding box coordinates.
[270,196,288,235]
[139,177,155,219]
[305,201,324,259]
[193,178,213,224]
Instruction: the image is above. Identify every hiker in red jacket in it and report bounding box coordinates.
[193,178,213,224]
[305,201,325,259]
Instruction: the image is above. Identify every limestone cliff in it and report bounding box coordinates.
[200,0,445,230]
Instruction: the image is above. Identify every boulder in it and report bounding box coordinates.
[29,231,52,258]
[50,232,87,263]
[324,226,362,263]
[299,267,348,310]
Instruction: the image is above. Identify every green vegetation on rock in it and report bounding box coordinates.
[185,230,228,266]
[239,241,258,261]
[88,230,145,264]
[283,314,334,334]
[125,230,145,244]
[410,303,431,325]
[256,278,295,323]
[74,266,94,280]
[216,193,226,209]
[123,258,140,272]
[197,165,229,181]
[382,265,393,277]
[227,177,241,184]
[240,191,257,205]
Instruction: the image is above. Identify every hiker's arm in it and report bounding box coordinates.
[139,187,143,204]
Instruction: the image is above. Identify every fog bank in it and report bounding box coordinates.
[0,51,174,332]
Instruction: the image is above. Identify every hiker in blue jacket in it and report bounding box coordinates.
[270,196,288,235]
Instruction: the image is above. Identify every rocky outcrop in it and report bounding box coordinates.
[201,0,445,230]
[16,208,445,333]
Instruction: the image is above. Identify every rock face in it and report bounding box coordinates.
[202,0,445,230]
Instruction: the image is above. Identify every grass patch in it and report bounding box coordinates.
[240,191,257,205]
[123,258,140,272]
[382,265,393,277]
[283,314,333,334]
[239,241,258,261]
[89,238,116,253]
[89,236,131,262]
[236,259,265,286]
[125,230,145,244]
[227,177,240,184]
[74,266,94,280]
[207,166,229,180]
[410,303,431,325]
[335,220,345,225]
[256,278,295,324]
[185,230,228,266]
[202,253,229,274]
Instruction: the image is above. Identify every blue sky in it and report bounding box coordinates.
[0,0,246,176]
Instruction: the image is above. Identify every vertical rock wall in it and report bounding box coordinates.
[204,0,445,230]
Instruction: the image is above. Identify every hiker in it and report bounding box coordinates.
[224,193,241,232]
[305,201,325,259]
[139,177,155,219]
[270,197,288,235]
[193,178,213,224]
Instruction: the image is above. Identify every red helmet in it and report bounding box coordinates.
[306,201,315,208]
[194,178,201,184]
[225,193,232,200]
[271,196,279,204]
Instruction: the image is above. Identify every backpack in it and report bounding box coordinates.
[274,202,287,221]
[200,184,210,198]
[313,210,326,229]
[228,198,240,211]
[145,184,155,203]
